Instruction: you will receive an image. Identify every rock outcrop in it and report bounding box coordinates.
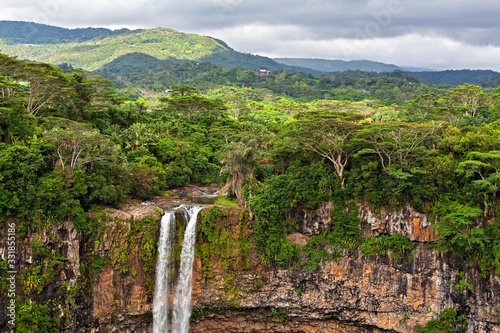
[0,218,91,332]
[359,203,439,242]
[289,201,333,235]
[188,204,499,333]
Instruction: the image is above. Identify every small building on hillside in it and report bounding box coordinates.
[256,69,272,76]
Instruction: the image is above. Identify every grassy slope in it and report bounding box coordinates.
[0,28,227,71]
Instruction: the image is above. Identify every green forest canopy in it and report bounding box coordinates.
[1,53,500,276]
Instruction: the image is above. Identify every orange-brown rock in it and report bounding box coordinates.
[191,246,500,333]
[90,203,162,325]
[191,311,393,332]
[188,206,499,333]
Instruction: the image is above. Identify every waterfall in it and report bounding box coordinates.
[171,205,203,333]
[153,205,203,333]
[152,211,175,333]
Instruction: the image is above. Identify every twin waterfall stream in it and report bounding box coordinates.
[152,205,204,333]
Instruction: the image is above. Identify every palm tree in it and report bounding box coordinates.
[220,140,258,207]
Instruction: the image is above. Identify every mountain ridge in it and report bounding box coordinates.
[0,20,134,44]
[1,21,499,87]
[409,69,500,87]
[0,21,321,75]
[0,25,228,71]
[274,57,401,73]
[274,57,500,87]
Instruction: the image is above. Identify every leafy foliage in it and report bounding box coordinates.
[301,209,362,270]
[360,234,414,260]
[415,308,468,333]
[16,300,61,333]
[197,206,252,278]
[432,202,485,260]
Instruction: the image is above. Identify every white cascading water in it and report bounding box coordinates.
[171,205,203,333]
[152,211,175,333]
[153,205,203,333]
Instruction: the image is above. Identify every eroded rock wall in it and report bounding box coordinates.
[0,218,92,332]
[192,245,500,332]
[67,204,500,333]
[88,204,163,332]
[188,204,499,333]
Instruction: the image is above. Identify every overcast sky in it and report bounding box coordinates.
[1,0,500,70]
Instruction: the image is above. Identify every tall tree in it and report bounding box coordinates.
[290,109,366,188]
[447,84,489,118]
[456,150,500,216]
[69,71,116,115]
[358,122,439,178]
[43,120,112,170]
[20,62,74,116]
[121,122,160,151]
[0,76,20,100]
[160,94,227,125]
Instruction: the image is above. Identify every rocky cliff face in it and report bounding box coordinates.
[1,201,499,333]
[189,203,499,333]
[289,200,439,242]
[0,217,93,332]
[0,203,162,333]
[88,204,163,333]
[191,246,500,333]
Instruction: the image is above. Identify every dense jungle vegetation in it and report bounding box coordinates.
[1,52,500,268]
[1,52,500,331]
[103,62,444,102]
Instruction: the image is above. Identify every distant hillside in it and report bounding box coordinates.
[98,50,322,75]
[0,25,230,71]
[0,20,133,44]
[274,58,401,73]
[98,52,180,73]
[400,66,434,72]
[409,69,500,87]
[0,21,320,75]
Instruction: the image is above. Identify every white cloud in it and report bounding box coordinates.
[205,25,500,71]
[1,0,500,70]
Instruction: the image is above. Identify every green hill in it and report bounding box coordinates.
[0,21,320,75]
[0,25,227,71]
[274,58,401,73]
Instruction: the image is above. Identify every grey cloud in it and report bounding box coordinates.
[3,0,499,46]
[1,0,499,69]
